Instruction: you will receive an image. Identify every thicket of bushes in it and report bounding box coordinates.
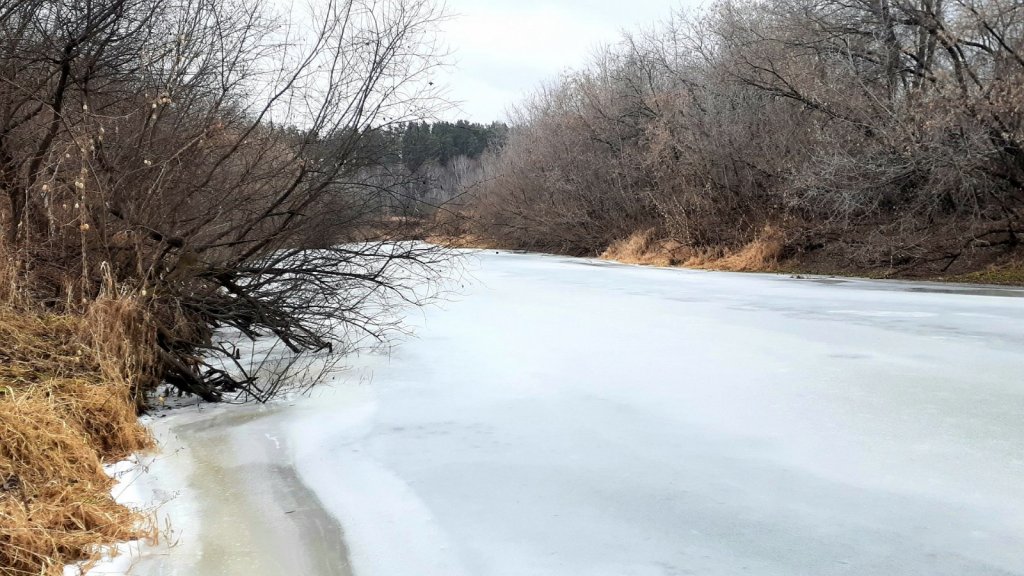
[0,0,449,570]
[0,0,449,402]
[459,0,1024,278]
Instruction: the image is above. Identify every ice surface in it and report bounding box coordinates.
[129,251,1024,575]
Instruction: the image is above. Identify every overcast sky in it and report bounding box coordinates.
[435,0,685,123]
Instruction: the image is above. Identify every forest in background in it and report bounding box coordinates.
[379,120,507,215]
[445,0,1024,281]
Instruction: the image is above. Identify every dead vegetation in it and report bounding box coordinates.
[0,273,155,574]
[693,227,787,273]
[0,0,449,402]
[0,0,452,569]
[598,227,786,272]
[600,230,687,267]
[452,0,1024,283]
[948,259,1024,286]
[425,233,507,251]
[0,244,154,575]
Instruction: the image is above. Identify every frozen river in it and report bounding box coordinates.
[126,251,1024,576]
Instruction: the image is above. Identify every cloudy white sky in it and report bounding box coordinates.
[435,0,688,123]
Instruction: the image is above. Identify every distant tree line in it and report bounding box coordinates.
[398,120,508,171]
[458,0,1024,276]
[375,120,508,215]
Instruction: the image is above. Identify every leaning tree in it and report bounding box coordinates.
[0,0,452,401]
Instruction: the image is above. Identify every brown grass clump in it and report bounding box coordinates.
[600,226,787,272]
[600,229,689,267]
[0,290,155,575]
[0,389,150,575]
[82,295,160,411]
[703,226,787,272]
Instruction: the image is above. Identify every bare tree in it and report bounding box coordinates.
[0,0,452,401]
[461,0,1023,274]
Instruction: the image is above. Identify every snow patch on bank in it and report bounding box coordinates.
[64,405,205,576]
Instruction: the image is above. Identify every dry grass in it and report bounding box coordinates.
[697,226,787,272]
[0,255,155,575]
[425,233,509,250]
[948,257,1024,285]
[0,249,21,309]
[601,227,787,272]
[600,229,689,267]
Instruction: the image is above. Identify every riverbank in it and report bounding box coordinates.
[429,231,1024,286]
[0,300,153,575]
[99,400,353,576]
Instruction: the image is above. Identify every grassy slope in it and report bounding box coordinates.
[435,229,1024,286]
[0,291,154,575]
